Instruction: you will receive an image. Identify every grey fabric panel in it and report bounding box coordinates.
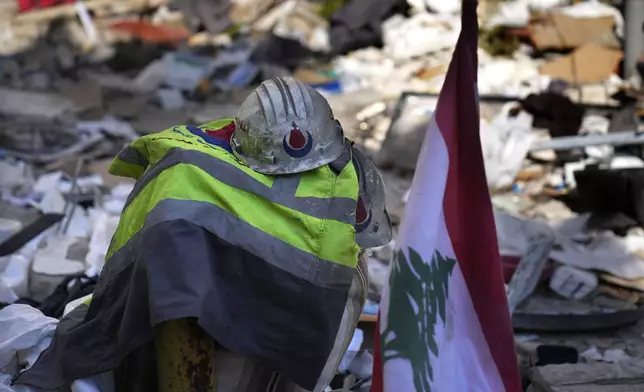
[123,148,356,224]
[116,146,149,168]
[102,199,355,290]
[312,254,368,391]
[16,219,349,391]
[216,348,311,392]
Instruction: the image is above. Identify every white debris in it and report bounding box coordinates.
[0,160,31,193]
[549,264,598,300]
[603,349,632,363]
[610,156,644,170]
[0,88,76,118]
[581,346,633,363]
[34,187,66,214]
[478,54,548,96]
[481,103,534,190]
[0,304,58,387]
[0,219,21,245]
[348,350,374,380]
[157,88,186,111]
[33,172,63,194]
[580,346,604,362]
[550,214,644,280]
[77,116,139,141]
[423,0,461,14]
[579,114,612,160]
[366,257,390,297]
[0,304,114,392]
[493,210,553,257]
[338,328,364,373]
[85,211,119,276]
[1,254,31,300]
[0,267,17,304]
[525,0,568,11]
[103,183,134,215]
[485,0,531,28]
[30,237,86,302]
[63,207,91,239]
[372,241,395,262]
[382,13,460,61]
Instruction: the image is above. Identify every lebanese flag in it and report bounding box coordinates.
[370,1,522,391]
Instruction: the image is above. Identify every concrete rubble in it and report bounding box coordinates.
[0,0,643,390]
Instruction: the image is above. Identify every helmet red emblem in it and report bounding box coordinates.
[283,121,313,158]
[288,123,306,149]
[356,197,368,224]
[355,196,372,231]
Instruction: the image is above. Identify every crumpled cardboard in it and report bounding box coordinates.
[530,13,620,50]
[539,43,622,84]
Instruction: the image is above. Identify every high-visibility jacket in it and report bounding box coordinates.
[16,119,366,392]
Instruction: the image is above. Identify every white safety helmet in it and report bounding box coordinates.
[231,77,346,175]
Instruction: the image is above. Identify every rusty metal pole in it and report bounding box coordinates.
[155,318,217,392]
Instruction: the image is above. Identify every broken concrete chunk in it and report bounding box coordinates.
[157,88,186,110]
[0,88,77,118]
[107,95,152,119]
[530,359,644,392]
[132,108,190,134]
[30,237,86,302]
[0,160,30,192]
[163,52,215,92]
[77,117,138,141]
[0,218,22,245]
[86,71,150,95]
[377,96,437,171]
[134,59,167,92]
[59,79,103,112]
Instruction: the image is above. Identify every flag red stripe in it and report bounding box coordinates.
[435,1,521,391]
[370,315,383,392]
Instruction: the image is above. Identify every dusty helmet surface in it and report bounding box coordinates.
[351,145,393,249]
[231,77,345,174]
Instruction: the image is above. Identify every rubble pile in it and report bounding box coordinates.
[0,0,644,390]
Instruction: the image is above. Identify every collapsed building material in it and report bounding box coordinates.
[0,121,105,164]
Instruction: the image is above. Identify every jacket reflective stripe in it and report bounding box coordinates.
[99,198,355,292]
[123,148,357,225]
[116,146,149,168]
[113,147,147,179]
[112,126,358,199]
[270,174,301,194]
[110,162,359,267]
[108,123,360,270]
